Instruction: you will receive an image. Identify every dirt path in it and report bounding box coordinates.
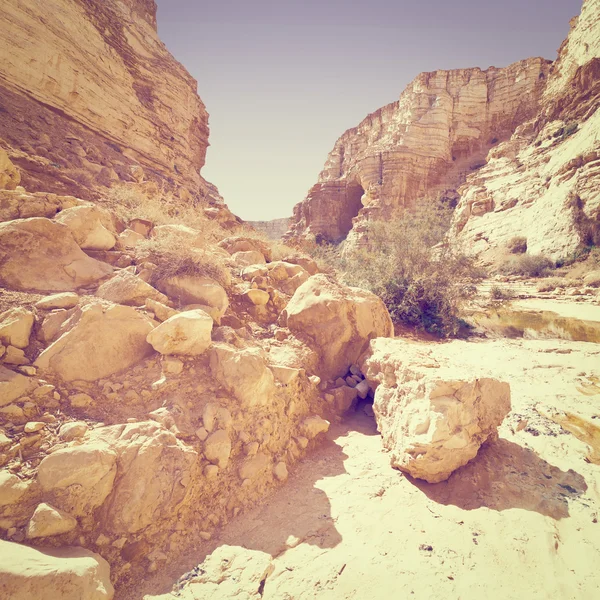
[130,338,600,600]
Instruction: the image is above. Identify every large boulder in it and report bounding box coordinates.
[361,338,511,483]
[54,205,116,251]
[218,236,273,262]
[0,190,83,222]
[96,271,168,306]
[157,276,229,318]
[0,307,35,348]
[147,309,213,355]
[209,344,276,407]
[284,274,393,380]
[35,303,155,381]
[0,365,36,406]
[0,540,114,600]
[0,218,113,291]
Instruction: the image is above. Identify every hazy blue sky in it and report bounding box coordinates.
[156,0,583,220]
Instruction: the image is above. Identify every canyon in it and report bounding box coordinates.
[0,1,599,599]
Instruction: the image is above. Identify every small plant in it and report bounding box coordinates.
[537,277,569,292]
[490,285,514,300]
[507,236,527,254]
[500,254,554,277]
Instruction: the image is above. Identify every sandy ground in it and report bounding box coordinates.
[129,338,600,600]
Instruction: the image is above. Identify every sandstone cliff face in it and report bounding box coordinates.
[286,58,550,244]
[248,218,291,240]
[0,0,210,200]
[451,0,600,261]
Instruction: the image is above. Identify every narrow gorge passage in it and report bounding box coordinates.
[132,339,600,600]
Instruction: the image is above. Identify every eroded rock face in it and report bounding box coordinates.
[35,303,155,381]
[361,338,511,483]
[0,218,113,291]
[286,58,550,245]
[0,540,114,600]
[284,274,393,380]
[147,309,213,355]
[0,0,208,199]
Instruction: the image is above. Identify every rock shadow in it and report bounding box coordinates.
[409,438,587,520]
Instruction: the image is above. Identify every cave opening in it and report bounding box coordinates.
[337,181,364,241]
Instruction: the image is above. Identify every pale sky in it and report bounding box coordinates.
[156,0,582,220]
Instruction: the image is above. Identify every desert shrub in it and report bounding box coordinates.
[310,201,481,337]
[500,254,554,277]
[537,277,569,292]
[490,285,514,300]
[507,236,527,254]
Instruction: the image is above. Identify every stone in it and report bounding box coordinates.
[244,289,270,305]
[24,421,45,433]
[129,219,153,237]
[147,309,213,356]
[0,307,35,348]
[26,503,78,539]
[232,250,266,267]
[203,430,232,469]
[55,205,116,250]
[158,276,229,318]
[162,357,184,375]
[59,421,89,441]
[218,236,273,261]
[271,365,302,385]
[284,274,393,379]
[35,303,155,381]
[97,271,168,306]
[0,540,114,599]
[0,148,20,190]
[116,228,145,249]
[283,255,319,275]
[355,379,371,399]
[35,292,80,310]
[0,364,36,406]
[301,416,330,439]
[0,218,113,291]
[361,338,511,483]
[583,271,600,287]
[204,464,219,480]
[209,344,276,407]
[145,298,178,322]
[70,393,94,408]
[38,309,71,344]
[0,472,29,506]
[273,461,288,481]
[331,385,359,412]
[3,346,29,365]
[239,452,270,481]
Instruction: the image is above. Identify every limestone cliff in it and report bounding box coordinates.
[248,218,291,240]
[451,0,600,261]
[286,58,551,244]
[0,0,211,200]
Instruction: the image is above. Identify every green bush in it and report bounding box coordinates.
[500,254,554,277]
[490,285,514,300]
[507,236,527,254]
[309,201,481,337]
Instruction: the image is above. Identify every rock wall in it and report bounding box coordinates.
[450,0,600,261]
[0,0,210,200]
[247,218,291,240]
[286,58,551,244]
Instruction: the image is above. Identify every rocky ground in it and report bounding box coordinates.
[133,337,600,600]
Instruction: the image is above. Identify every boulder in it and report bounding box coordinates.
[158,276,229,318]
[38,309,72,344]
[147,309,213,355]
[0,190,82,222]
[209,344,276,407]
[0,365,36,406]
[0,472,29,506]
[35,292,80,310]
[145,298,178,322]
[59,421,89,441]
[583,271,600,288]
[360,338,511,483]
[284,274,393,380]
[301,416,330,439]
[54,205,116,251]
[232,250,266,267]
[116,228,145,249]
[37,442,117,516]
[3,346,29,365]
[0,218,113,291]
[0,148,20,190]
[283,255,319,275]
[0,307,35,348]
[244,289,270,305]
[203,430,231,469]
[96,271,168,306]
[218,236,273,262]
[0,540,114,600]
[26,503,78,539]
[35,303,155,381]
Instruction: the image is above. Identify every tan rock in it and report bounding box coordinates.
[0,218,113,291]
[35,292,80,310]
[24,421,45,433]
[273,461,289,481]
[583,271,600,287]
[244,289,270,305]
[0,364,36,406]
[283,255,319,275]
[301,416,330,439]
[0,471,29,506]
[35,303,155,381]
[116,228,145,249]
[284,274,393,379]
[70,393,94,408]
[3,345,29,365]
[361,338,511,483]
[97,271,168,306]
[0,540,114,599]
[0,148,20,190]
[38,309,71,343]
[55,205,116,250]
[209,344,276,407]
[232,250,266,267]
[59,421,89,441]
[0,307,35,348]
[147,309,213,356]
[218,236,273,261]
[330,385,359,413]
[239,452,271,481]
[27,503,78,539]
[203,430,232,469]
[129,218,153,237]
[158,276,229,318]
[145,298,178,322]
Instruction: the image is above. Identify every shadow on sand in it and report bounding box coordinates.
[409,438,587,520]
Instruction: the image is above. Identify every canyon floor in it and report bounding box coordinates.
[129,336,600,600]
